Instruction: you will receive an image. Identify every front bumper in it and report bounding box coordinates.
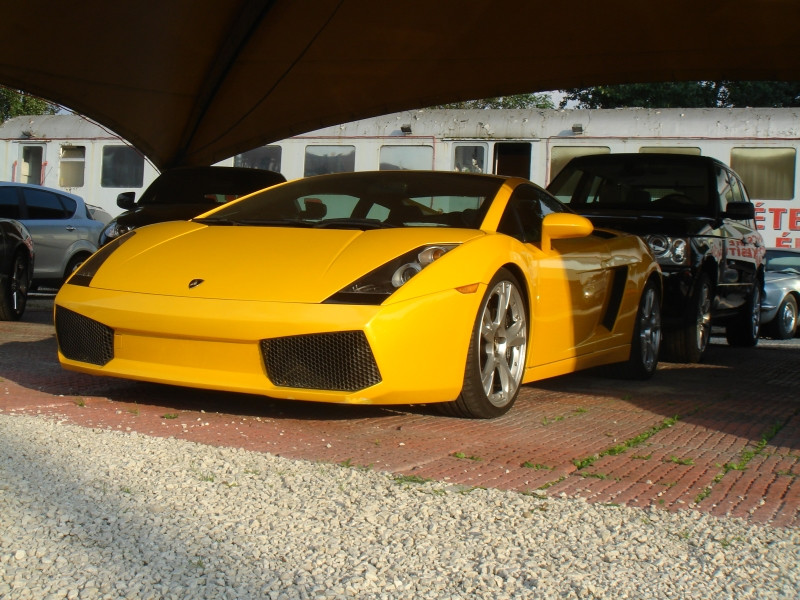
[55,283,482,405]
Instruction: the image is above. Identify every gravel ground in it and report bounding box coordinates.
[1,413,798,600]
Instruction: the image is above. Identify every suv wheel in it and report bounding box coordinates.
[726,282,761,347]
[663,274,712,363]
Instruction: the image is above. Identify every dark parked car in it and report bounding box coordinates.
[548,153,764,362]
[761,248,800,339]
[100,166,286,245]
[0,218,34,320]
[0,182,103,288]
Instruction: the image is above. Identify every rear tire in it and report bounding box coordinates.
[767,295,797,340]
[662,274,712,363]
[0,252,30,321]
[609,279,661,379]
[439,268,527,419]
[726,283,761,347]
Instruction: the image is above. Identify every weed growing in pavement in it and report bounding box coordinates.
[74,398,85,407]
[522,462,553,470]
[451,452,482,461]
[777,469,797,478]
[161,413,179,419]
[632,453,652,460]
[126,405,140,416]
[666,455,695,466]
[695,418,789,505]
[542,415,565,426]
[581,472,610,480]
[120,486,132,494]
[392,474,432,485]
[537,475,567,490]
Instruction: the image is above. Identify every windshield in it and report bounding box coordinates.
[196,171,503,229]
[765,250,800,273]
[139,168,285,206]
[549,158,712,215]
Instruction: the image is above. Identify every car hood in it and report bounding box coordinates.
[115,204,220,227]
[574,210,715,237]
[86,221,483,303]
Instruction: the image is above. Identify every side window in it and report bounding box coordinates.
[716,167,732,212]
[0,187,21,219]
[498,185,544,243]
[22,189,68,219]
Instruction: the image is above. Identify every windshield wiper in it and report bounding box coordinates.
[193,218,242,226]
[313,218,397,230]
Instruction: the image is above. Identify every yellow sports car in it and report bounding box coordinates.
[55,171,661,418]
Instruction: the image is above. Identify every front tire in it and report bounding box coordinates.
[662,274,712,363]
[767,295,797,340]
[0,252,30,321]
[726,282,761,347]
[440,268,528,419]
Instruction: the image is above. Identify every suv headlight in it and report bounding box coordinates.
[646,235,690,266]
[101,220,135,245]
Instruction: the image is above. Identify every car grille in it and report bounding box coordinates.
[55,306,114,366]
[261,331,381,391]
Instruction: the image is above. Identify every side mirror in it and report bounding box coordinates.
[541,213,594,253]
[117,191,136,210]
[724,202,755,221]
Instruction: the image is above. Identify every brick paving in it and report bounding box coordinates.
[2,295,798,527]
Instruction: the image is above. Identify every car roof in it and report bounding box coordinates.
[0,181,86,203]
[563,153,726,169]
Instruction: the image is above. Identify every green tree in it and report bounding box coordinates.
[434,93,555,110]
[559,81,800,109]
[0,86,57,123]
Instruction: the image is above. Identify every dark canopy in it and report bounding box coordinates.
[1,0,798,169]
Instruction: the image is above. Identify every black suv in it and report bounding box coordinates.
[548,153,764,362]
[100,166,286,245]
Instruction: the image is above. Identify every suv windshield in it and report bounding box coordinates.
[139,168,285,206]
[197,171,503,229]
[549,158,711,215]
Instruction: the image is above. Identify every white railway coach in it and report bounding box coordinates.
[2,108,798,247]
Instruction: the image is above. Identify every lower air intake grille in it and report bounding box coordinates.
[261,331,381,391]
[55,306,114,366]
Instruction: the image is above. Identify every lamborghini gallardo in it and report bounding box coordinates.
[55,171,661,418]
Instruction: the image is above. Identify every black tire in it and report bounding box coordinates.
[0,252,30,321]
[726,282,761,347]
[767,295,798,340]
[439,268,528,419]
[63,253,90,285]
[662,274,712,363]
[609,279,661,379]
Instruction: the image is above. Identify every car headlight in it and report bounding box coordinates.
[67,231,136,287]
[101,220,135,245]
[646,235,689,266]
[325,244,458,305]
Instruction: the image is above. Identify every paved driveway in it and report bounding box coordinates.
[2,295,798,527]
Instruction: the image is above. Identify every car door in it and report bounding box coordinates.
[715,167,763,310]
[498,184,614,365]
[19,187,76,280]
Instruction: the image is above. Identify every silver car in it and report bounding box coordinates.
[0,182,104,288]
[761,248,800,339]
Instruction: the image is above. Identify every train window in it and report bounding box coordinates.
[494,142,531,179]
[730,147,796,200]
[59,145,85,187]
[304,145,355,177]
[454,145,486,173]
[639,147,701,155]
[379,145,433,170]
[235,145,282,172]
[19,145,44,185]
[101,145,145,188]
[549,146,610,181]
